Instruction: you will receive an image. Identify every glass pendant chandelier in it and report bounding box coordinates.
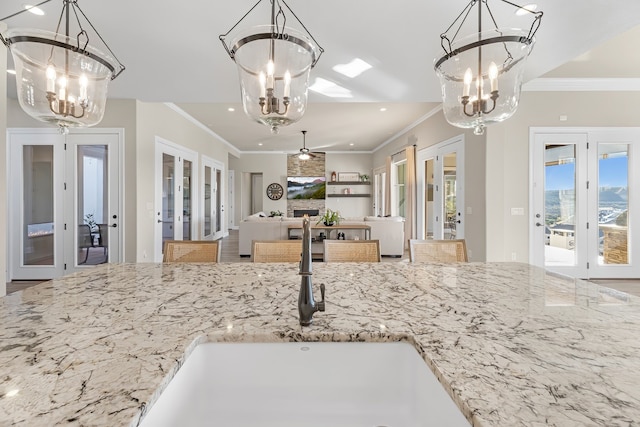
[220,0,323,134]
[1,0,125,134]
[434,0,542,135]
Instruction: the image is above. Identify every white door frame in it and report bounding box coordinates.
[530,127,640,279]
[64,130,123,274]
[417,135,465,240]
[154,137,198,262]
[202,156,225,240]
[8,128,124,280]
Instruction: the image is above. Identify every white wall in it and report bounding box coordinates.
[485,90,640,262]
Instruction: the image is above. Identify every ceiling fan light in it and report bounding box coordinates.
[299,152,311,161]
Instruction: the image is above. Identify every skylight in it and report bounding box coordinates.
[332,58,372,78]
[308,78,352,98]
[23,4,45,15]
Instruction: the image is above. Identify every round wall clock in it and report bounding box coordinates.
[266,182,284,200]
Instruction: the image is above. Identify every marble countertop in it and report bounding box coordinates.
[1,262,640,426]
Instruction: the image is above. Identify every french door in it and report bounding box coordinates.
[531,128,640,279]
[417,136,465,240]
[8,129,122,280]
[154,138,197,262]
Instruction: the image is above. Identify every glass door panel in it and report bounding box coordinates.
[162,153,176,247]
[597,143,629,266]
[544,144,577,267]
[183,160,192,241]
[443,153,458,239]
[216,168,222,236]
[204,165,212,236]
[425,159,435,238]
[77,145,109,266]
[23,145,55,266]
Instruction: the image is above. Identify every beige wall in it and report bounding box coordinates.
[135,102,232,261]
[229,153,288,223]
[372,111,487,261]
[1,22,7,295]
[485,90,640,262]
[229,152,374,222]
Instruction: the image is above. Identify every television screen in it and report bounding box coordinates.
[287,176,326,200]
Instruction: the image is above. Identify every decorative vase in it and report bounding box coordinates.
[324,221,334,226]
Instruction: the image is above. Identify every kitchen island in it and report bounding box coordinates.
[1,262,639,426]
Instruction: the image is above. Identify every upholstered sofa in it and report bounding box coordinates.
[238,214,405,257]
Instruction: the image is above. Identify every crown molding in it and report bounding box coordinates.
[523,77,640,92]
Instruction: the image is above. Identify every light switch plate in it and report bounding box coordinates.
[511,207,525,216]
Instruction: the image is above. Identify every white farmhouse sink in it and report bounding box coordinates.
[138,342,469,427]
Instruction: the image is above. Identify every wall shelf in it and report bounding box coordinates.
[328,181,370,186]
[327,194,370,198]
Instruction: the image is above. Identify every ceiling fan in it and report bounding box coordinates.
[298,130,317,160]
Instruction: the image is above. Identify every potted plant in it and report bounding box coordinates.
[317,209,341,226]
[360,174,369,182]
[84,213,98,232]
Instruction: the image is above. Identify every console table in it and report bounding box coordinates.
[287,223,371,240]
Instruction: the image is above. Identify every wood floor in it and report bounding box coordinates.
[6,230,640,297]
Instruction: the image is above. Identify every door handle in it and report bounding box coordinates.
[535,222,543,227]
[111,223,118,228]
[157,219,163,223]
[456,220,461,224]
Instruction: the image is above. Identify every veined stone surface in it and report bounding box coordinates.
[1,262,639,426]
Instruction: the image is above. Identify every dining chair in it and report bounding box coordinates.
[163,240,221,262]
[323,239,381,262]
[252,240,302,263]
[78,224,94,264]
[408,239,468,263]
[96,224,109,257]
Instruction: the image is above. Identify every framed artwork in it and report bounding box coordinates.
[338,172,360,182]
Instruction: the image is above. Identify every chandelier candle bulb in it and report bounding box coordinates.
[463,68,472,97]
[489,62,498,92]
[259,72,266,98]
[284,71,291,98]
[266,60,274,89]
[46,65,56,93]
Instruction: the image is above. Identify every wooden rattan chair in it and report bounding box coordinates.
[252,240,302,263]
[163,240,221,262]
[408,239,468,263]
[323,240,381,262]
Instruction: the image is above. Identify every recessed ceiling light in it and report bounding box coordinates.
[308,78,352,98]
[515,3,537,15]
[258,143,263,146]
[380,107,387,112]
[333,58,372,78]
[7,69,16,75]
[349,143,354,146]
[228,107,235,112]
[23,4,45,15]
